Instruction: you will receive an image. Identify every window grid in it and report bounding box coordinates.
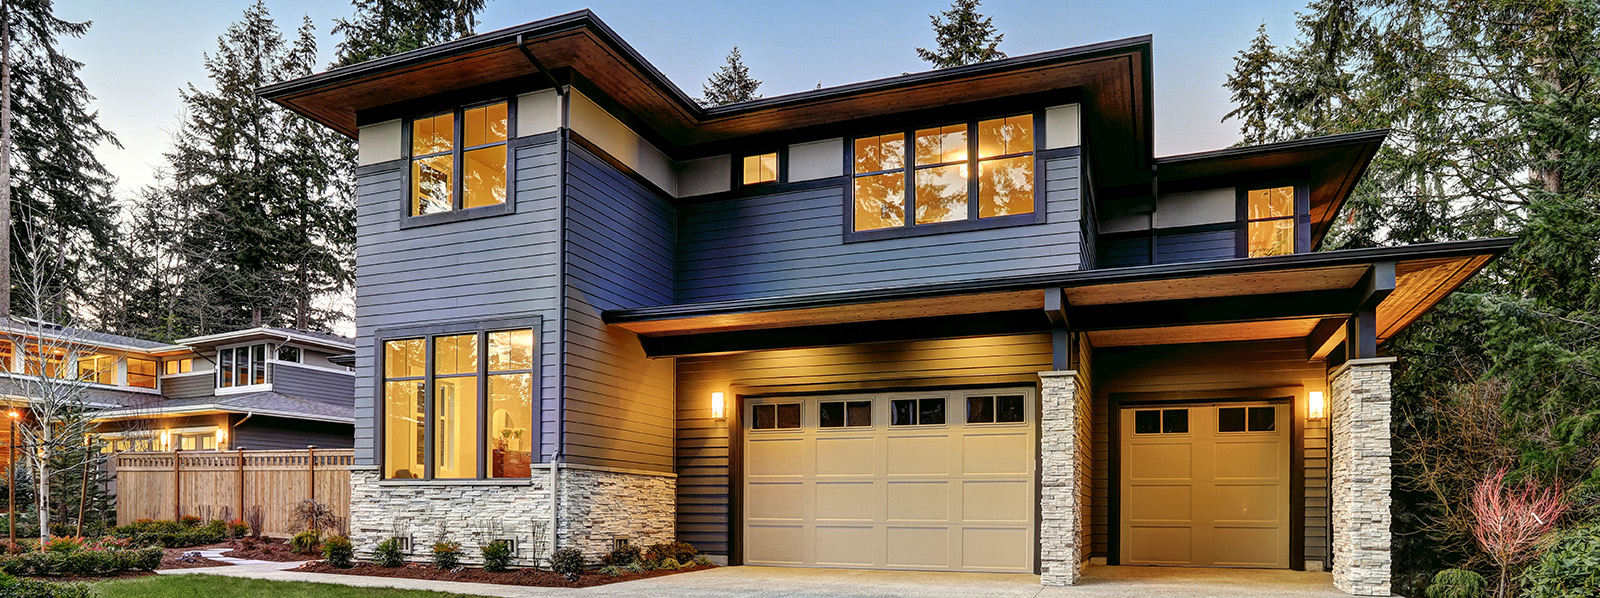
[852,113,1036,234]
[382,328,536,481]
[408,100,511,217]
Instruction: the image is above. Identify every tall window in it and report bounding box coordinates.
[218,344,268,388]
[127,358,157,389]
[410,101,509,216]
[853,114,1035,233]
[383,327,536,481]
[24,344,66,378]
[1246,186,1297,257]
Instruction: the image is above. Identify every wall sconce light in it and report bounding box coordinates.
[159,430,171,451]
[215,428,228,448]
[1308,391,1326,420]
[710,392,726,420]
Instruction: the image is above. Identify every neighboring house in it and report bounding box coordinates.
[0,320,355,456]
[260,10,1511,596]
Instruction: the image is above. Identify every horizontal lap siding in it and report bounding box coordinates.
[234,415,354,450]
[562,142,677,473]
[674,333,1052,556]
[675,156,1083,302]
[1091,339,1329,567]
[351,139,562,467]
[1156,229,1235,263]
[160,375,213,399]
[270,363,354,407]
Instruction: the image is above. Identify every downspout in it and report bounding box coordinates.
[230,411,253,450]
[517,34,569,558]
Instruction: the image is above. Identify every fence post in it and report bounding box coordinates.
[236,448,245,524]
[307,445,317,530]
[172,448,182,520]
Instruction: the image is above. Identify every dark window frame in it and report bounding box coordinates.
[818,399,873,429]
[843,110,1048,243]
[889,396,948,427]
[966,394,1026,425]
[399,97,519,229]
[1235,181,1311,258]
[735,147,787,189]
[749,401,803,432]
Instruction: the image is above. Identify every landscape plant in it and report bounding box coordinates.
[549,547,585,576]
[430,541,461,570]
[321,535,353,568]
[480,540,513,573]
[1426,569,1487,598]
[290,530,322,555]
[600,543,640,567]
[1518,524,1600,598]
[373,537,405,567]
[1469,468,1566,597]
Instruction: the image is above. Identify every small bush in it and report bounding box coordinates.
[1425,569,1487,598]
[644,541,697,564]
[431,541,462,570]
[693,555,713,567]
[601,543,641,567]
[177,514,202,528]
[226,519,249,539]
[599,564,622,577]
[481,540,513,573]
[1520,524,1600,598]
[0,573,96,598]
[244,506,265,538]
[374,537,405,567]
[47,523,76,539]
[658,556,683,570]
[43,537,82,554]
[290,530,322,555]
[623,561,645,574]
[321,535,354,568]
[0,546,160,577]
[549,547,585,575]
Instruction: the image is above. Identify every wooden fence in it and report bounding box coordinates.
[113,448,353,536]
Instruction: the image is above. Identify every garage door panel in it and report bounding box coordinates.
[1128,526,1192,564]
[1129,443,1192,479]
[747,525,806,564]
[1214,441,1281,480]
[961,527,1030,571]
[816,437,875,476]
[962,433,1030,475]
[815,526,878,567]
[886,481,949,521]
[886,527,949,568]
[1129,484,1192,522]
[962,480,1029,523]
[1212,526,1284,567]
[816,482,875,521]
[886,435,950,475]
[748,438,805,476]
[747,482,806,520]
[1213,484,1281,522]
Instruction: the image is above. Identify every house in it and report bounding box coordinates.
[0,320,356,456]
[259,10,1511,596]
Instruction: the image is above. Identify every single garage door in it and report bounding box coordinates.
[1120,401,1290,568]
[744,389,1035,572]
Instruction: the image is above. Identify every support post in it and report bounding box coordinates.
[1040,370,1091,586]
[1329,358,1395,596]
[236,448,245,524]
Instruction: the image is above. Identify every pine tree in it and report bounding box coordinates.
[915,0,1006,69]
[700,46,762,107]
[332,0,486,67]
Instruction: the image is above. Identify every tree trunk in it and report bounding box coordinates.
[1,1,14,319]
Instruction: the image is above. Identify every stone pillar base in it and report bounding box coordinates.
[1329,358,1395,596]
[1040,370,1090,586]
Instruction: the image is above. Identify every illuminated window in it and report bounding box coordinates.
[127,358,157,389]
[218,344,269,388]
[164,358,193,376]
[24,344,66,378]
[382,327,537,481]
[1246,186,1297,257]
[77,354,117,385]
[409,101,509,216]
[742,152,779,185]
[0,341,11,372]
[853,114,1034,233]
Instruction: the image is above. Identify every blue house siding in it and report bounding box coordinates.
[350,136,562,468]
[676,155,1084,302]
[270,362,355,407]
[561,141,678,472]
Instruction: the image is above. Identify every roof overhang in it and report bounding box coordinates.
[259,10,1155,188]
[606,238,1513,358]
[92,404,355,425]
[176,327,354,353]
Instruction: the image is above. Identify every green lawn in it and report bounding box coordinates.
[94,575,488,598]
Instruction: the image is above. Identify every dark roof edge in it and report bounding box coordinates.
[1154,129,1391,166]
[605,237,1516,325]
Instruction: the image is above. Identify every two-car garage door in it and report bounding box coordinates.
[743,389,1035,572]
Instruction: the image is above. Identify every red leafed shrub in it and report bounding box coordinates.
[1470,468,1566,598]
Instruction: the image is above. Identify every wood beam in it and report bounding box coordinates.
[638,310,1049,358]
[1064,288,1357,331]
[1357,261,1397,311]
[1306,318,1347,361]
[1044,287,1070,329]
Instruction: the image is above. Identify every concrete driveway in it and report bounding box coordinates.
[167,562,1361,597]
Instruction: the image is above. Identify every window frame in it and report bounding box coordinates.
[399,98,518,229]
[748,402,803,432]
[736,148,786,188]
[375,317,541,483]
[844,110,1047,243]
[216,342,271,390]
[1235,182,1310,258]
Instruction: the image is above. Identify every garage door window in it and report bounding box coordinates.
[1133,408,1189,435]
[890,397,945,426]
[967,395,1025,424]
[820,400,873,428]
[1218,406,1277,433]
[752,403,802,430]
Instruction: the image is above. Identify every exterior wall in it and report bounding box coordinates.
[562,141,677,473]
[674,333,1052,556]
[1039,369,1092,586]
[674,154,1084,302]
[269,362,354,407]
[556,467,677,557]
[1092,338,1331,568]
[233,415,354,450]
[350,134,563,467]
[1329,358,1393,596]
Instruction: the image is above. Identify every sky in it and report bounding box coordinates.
[60,0,1311,197]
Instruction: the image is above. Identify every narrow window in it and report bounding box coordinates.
[913,123,969,225]
[410,101,509,216]
[0,341,12,372]
[383,338,426,480]
[218,349,234,388]
[853,133,907,231]
[432,334,479,479]
[251,344,267,385]
[976,115,1035,218]
[1246,186,1296,257]
[486,329,536,479]
[410,112,455,216]
[742,152,779,185]
[127,358,157,389]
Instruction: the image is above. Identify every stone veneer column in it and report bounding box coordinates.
[1039,370,1090,586]
[1329,358,1395,596]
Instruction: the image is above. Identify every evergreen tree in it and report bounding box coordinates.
[700,46,762,107]
[915,0,1006,69]
[332,0,486,67]
[0,0,120,320]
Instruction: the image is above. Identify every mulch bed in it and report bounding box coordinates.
[296,561,717,588]
[211,538,318,562]
[162,546,234,569]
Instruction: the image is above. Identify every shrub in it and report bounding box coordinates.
[623,561,645,574]
[200,519,228,538]
[658,557,683,570]
[431,541,462,570]
[644,541,697,564]
[47,523,76,539]
[177,514,202,528]
[0,573,95,598]
[290,530,322,555]
[111,518,225,548]
[244,506,265,538]
[599,565,622,577]
[481,540,513,573]
[43,537,82,554]
[0,546,160,577]
[290,499,343,534]
[601,544,641,567]
[322,535,354,568]
[227,519,249,539]
[1426,569,1487,598]
[1520,524,1600,598]
[374,537,405,567]
[692,555,713,567]
[550,547,585,575]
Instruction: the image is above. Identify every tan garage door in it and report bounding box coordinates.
[1120,402,1290,568]
[744,389,1035,572]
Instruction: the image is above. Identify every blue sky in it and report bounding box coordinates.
[61,0,1309,196]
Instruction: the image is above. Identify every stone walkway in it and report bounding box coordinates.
[181,548,309,570]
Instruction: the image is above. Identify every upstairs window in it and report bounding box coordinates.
[852,114,1035,234]
[218,343,268,389]
[276,346,302,363]
[741,152,779,185]
[77,354,117,385]
[127,358,157,389]
[1245,186,1297,257]
[409,101,509,216]
[164,358,193,375]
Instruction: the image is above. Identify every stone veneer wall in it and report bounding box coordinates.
[1040,370,1092,586]
[1329,358,1394,596]
[348,465,676,565]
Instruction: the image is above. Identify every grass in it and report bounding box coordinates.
[94,575,488,598]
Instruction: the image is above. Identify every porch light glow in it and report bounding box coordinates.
[215,428,227,447]
[711,392,726,420]
[1308,391,1326,420]
[159,430,171,451]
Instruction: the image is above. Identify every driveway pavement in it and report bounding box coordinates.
[163,563,1365,597]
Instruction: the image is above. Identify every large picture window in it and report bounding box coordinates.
[409,101,510,217]
[852,114,1035,234]
[382,327,536,481]
[217,343,268,389]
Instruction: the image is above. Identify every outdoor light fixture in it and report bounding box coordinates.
[710,392,726,420]
[159,430,171,451]
[1308,391,1326,420]
[215,428,227,448]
